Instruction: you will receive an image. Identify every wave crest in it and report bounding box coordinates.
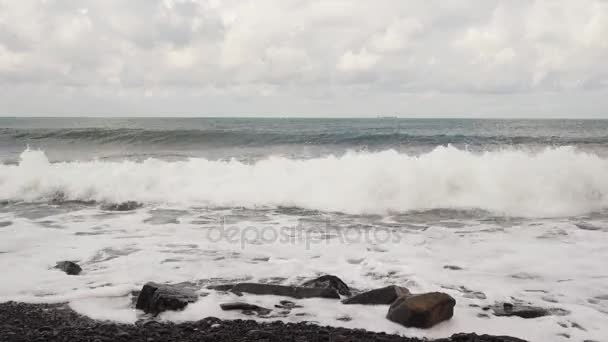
[1,147,607,217]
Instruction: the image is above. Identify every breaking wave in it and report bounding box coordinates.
[1,147,607,217]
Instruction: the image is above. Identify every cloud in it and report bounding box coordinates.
[0,0,607,116]
[337,49,379,72]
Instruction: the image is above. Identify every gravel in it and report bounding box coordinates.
[0,301,527,342]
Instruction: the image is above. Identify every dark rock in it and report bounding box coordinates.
[442,333,528,342]
[135,282,197,315]
[490,302,569,319]
[279,300,297,307]
[54,261,82,275]
[301,275,351,296]
[275,300,303,309]
[510,272,540,280]
[386,292,456,328]
[38,326,53,333]
[231,283,340,299]
[220,302,272,315]
[571,322,586,331]
[101,201,142,211]
[575,222,602,231]
[207,284,235,291]
[342,285,410,305]
[443,265,463,270]
[247,329,277,339]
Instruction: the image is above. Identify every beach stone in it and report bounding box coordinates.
[301,275,351,296]
[386,292,456,328]
[490,302,568,319]
[231,283,340,299]
[54,261,82,275]
[220,302,271,315]
[443,333,528,342]
[135,282,197,315]
[443,265,463,270]
[342,285,410,305]
[101,201,142,211]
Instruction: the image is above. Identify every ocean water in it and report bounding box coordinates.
[0,118,607,341]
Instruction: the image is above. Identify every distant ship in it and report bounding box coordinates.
[377,115,398,119]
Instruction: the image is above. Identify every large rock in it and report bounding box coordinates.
[301,275,351,296]
[135,282,198,315]
[54,261,82,275]
[231,283,340,299]
[386,292,455,328]
[343,285,410,305]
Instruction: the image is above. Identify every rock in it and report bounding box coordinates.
[207,284,235,292]
[443,265,463,270]
[220,302,271,315]
[342,285,410,305]
[442,333,528,342]
[54,261,82,275]
[274,300,303,309]
[230,283,340,299]
[246,329,277,339]
[101,201,142,211]
[301,275,351,296]
[386,292,456,328]
[490,302,569,319]
[135,282,198,315]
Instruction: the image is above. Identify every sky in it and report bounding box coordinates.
[0,0,607,118]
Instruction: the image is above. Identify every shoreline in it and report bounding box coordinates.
[0,301,526,342]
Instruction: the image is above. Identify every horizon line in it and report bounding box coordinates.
[1,115,608,120]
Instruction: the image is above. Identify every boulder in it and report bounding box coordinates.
[301,275,351,296]
[342,285,410,305]
[101,201,142,211]
[54,261,82,275]
[220,302,271,315]
[386,292,455,328]
[231,283,340,299]
[135,282,198,315]
[490,302,569,319]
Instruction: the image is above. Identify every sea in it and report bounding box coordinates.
[0,117,607,341]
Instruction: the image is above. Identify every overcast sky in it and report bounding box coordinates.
[0,0,607,118]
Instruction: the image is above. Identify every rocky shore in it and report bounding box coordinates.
[0,302,526,342]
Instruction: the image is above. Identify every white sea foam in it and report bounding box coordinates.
[1,147,608,217]
[0,206,607,341]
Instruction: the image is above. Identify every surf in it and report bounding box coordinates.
[1,146,607,217]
